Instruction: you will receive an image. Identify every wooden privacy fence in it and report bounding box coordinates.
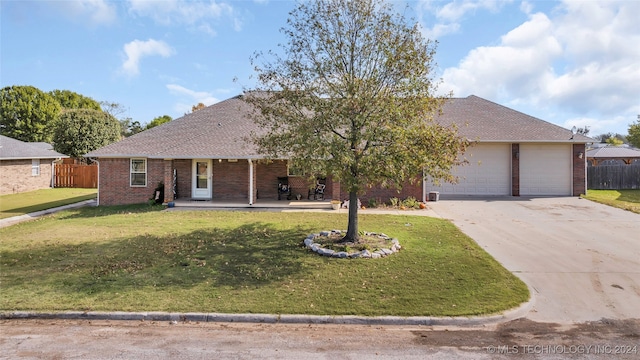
[54,163,98,188]
[587,164,640,190]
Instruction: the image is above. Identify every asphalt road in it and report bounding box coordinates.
[1,318,638,359]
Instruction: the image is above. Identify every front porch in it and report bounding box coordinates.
[169,198,334,210]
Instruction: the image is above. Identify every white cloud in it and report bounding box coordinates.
[121,39,175,77]
[418,0,513,39]
[51,0,117,25]
[439,0,640,134]
[126,0,240,35]
[166,84,219,113]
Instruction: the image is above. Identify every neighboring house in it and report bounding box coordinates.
[0,135,68,195]
[586,146,640,166]
[85,94,591,206]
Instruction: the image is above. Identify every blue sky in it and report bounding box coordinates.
[2,0,638,136]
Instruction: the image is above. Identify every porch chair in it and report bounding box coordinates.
[277,177,292,200]
[308,178,326,201]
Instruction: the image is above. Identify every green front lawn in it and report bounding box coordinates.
[582,189,640,214]
[0,188,97,219]
[0,205,529,317]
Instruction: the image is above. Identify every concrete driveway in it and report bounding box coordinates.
[428,196,640,323]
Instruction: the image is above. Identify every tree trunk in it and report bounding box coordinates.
[343,190,360,242]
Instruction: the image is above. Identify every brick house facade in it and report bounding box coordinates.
[0,135,68,195]
[86,94,591,206]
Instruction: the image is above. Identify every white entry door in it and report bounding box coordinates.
[192,159,212,199]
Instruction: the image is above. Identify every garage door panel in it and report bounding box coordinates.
[428,143,511,195]
[520,144,571,196]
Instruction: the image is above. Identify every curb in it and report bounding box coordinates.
[0,199,96,228]
[1,294,533,326]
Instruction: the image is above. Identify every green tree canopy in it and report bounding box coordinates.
[53,108,121,159]
[246,0,469,241]
[49,89,101,111]
[0,85,61,142]
[627,119,640,148]
[146,115,172,130]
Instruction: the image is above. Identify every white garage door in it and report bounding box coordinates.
[427,143,511,195]
[520,144,571,196]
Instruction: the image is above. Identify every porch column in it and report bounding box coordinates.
[163,159,174,203]
[248,159,254,205]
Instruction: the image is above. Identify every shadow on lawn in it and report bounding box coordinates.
[55,203,166,220]
[1,222,312,297]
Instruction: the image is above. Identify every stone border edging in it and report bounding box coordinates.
[304,230,401,258]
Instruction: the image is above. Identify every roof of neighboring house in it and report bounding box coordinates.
[85,94,592,159]
[586,146,640,159]
[0,135,68,160]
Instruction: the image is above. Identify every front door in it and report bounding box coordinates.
[192,159,212,199]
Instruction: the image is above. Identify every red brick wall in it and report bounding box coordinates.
[354,179,422,205]
[212,160,250,200]
[174,159,191,199]
[256,160,288,199]
[573,144,586,196]
[0,159,54,195]
[512,143,520,196]
[97,158,164,206]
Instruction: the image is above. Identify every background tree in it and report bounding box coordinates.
[49,90,101,110]
[146,115,172,130]
[0,85,61,142]
[246,0,468,241]
[191,102,206,112]
[576,126,590,136]
[627,118,640,148]
[595,132,627,145]
[53,109,121,159]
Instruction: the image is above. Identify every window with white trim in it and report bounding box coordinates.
[31,159,40,176]
[130,158,147,186]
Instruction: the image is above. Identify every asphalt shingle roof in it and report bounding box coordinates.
[86,94,593,159]
[437,96,593,143]
[0,135,68,160]
[586,146,640,159]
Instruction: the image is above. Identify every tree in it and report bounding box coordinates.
[119,118,144,137]
[146,115,172,130]
[576,126,590,136]
[49,90,101,111]
[191,103,206,112]
[246,0,469,242]
[628,118,640,148]
[53,109,121,159]
[596,132,627,145]
[0,85,61,142]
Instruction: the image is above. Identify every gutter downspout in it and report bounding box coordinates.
[248,159,254,206]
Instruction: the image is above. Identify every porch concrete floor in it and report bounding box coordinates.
[169,198,334,211]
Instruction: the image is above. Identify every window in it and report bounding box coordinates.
[31,159,40,176]
[130,158,147,186]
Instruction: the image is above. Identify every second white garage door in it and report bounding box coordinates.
[520,144,571,196]
[427,143,511,195]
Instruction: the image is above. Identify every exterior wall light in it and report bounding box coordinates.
[578,152,584,159]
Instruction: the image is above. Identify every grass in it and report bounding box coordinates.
[581,189,640,214]
[0,205,529,317]
[0,188,97,219]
